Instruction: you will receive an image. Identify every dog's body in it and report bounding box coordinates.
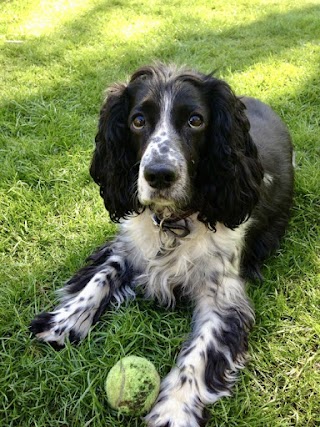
[31,64,294,427]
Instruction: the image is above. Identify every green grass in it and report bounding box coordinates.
[1,0,319,426]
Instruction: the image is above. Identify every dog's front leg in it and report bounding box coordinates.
[30,239,135,348]
[145,275,254,427]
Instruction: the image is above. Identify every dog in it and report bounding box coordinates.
[31,63,294,426]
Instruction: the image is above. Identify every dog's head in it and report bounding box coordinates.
[91,64,263,229]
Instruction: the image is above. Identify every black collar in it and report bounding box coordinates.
[151,213,191,238]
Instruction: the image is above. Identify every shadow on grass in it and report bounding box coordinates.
[3,3,320,92]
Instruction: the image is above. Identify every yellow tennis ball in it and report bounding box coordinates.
[105,356,160,415]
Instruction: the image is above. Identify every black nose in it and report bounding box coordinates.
[144,164,179,189]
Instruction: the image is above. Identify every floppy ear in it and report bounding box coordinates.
[196,77,264,229]
[90,83,139,221]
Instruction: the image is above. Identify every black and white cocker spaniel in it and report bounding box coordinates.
[31,63,294,427]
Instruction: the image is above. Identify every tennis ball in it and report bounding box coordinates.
[105,356,160,415]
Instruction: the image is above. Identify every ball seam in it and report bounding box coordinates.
[116,359,126,407]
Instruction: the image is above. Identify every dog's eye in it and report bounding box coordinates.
[188,114,203,129]
[132,115,146,130]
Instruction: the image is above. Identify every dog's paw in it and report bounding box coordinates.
[30,297,95,348]
[145,372,206,426]
[145,396,205,427]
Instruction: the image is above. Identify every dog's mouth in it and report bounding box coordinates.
[144,194,193,220]
[139,191,177,212]
[140,185,193,210]
[137,176,195,224]
[146,197,196,235]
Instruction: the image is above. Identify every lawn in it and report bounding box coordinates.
[0,0,319,426]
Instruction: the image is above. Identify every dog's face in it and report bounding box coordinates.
[127,72,209,215]
[91,64,263,228]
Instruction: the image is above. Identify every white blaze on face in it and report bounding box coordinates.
[137,91,190,209]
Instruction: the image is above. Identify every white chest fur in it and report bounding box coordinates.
[121,211,249,306]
